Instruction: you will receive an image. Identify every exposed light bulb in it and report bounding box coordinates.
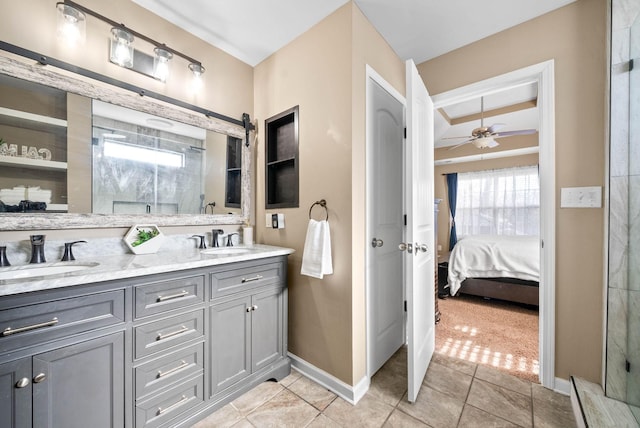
[56,3,85,47]
[153,47,172,82]
[188,63,205,92]
[110,28,134,68]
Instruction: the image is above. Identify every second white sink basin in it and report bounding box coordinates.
[201,247,251,256]
[0,262,99,281]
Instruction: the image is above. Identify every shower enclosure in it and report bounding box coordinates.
[607,0,640,422]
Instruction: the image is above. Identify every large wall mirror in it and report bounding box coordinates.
[0,54,252,230]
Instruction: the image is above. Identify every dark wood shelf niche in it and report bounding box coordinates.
[265,106,299,209]
[225,136,242,208]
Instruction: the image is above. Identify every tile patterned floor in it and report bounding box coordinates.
[193,348,576,428]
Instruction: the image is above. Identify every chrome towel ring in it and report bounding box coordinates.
[309,199,328,221]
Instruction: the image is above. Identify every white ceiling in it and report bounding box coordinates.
[130,0,575,149]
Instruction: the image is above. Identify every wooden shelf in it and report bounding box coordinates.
[0,155,67,171]
[265,106,299,209]
[0,106,67,132]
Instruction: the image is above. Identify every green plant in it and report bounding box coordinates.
[131,228,159,247]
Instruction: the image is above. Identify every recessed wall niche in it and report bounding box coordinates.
[265,106,299,209]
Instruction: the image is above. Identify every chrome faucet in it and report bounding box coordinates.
[226,233,239,247]
[29,235,46,264]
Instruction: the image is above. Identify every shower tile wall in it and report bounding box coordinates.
[608,0,640,411]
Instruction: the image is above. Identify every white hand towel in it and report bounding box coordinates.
[301,219,333,279]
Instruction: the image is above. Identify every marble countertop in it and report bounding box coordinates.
[0,244,294,297]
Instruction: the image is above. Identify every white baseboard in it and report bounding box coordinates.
[288,352,370,404]
[554,377,571,396]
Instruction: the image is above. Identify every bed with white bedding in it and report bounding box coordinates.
[446,235,540,305]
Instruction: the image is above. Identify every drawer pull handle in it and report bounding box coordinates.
[157,290,189,302]
[15,378,30,388]
[241,275,263,283]
[157,360,188,378]
[157,326,188,341]
[2,317,58,337]
[158,395,188,415]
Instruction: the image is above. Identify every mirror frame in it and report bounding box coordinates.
[0,54,253,230]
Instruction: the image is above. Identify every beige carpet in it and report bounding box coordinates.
[435,294,540,383]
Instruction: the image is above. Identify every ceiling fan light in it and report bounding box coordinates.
[473,137,499,149]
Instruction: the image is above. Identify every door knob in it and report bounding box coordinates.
[371,238,384,248]
[398,243,413,253]
[415,243,428,253]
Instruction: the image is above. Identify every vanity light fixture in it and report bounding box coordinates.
[55,1,205,83]
[153,46,172,82]
[56,3,86,47]
[110,28,134,68]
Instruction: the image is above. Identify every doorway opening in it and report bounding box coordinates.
[430,61,556,388]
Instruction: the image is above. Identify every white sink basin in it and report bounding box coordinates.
[0,262,99,281]
[201,247,251,256]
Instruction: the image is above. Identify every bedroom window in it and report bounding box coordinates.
[455,165,539,236]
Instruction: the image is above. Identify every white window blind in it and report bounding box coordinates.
[456,165,540,236]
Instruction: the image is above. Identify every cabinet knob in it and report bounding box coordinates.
[252,305,258,311]
[15,377,30,388]
[33,373,46,383]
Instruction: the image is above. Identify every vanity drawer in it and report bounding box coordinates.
[134,309,204,359]
[135,342,204,400]
[210,261,284,299]
[0,290,125,354]
[135,374,204,428]
[134,274,205,320]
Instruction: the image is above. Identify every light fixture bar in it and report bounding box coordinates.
[59,0,205,70]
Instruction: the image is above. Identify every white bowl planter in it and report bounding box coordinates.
[123,224,165,255]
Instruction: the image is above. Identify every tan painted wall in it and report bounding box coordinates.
[0,0,253,240]
[419,0,607,382]
[254,2,404,384]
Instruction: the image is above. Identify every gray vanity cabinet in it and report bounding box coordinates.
[0,285,126,428]
[209,259,287,399]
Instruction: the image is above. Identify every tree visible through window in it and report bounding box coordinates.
[455,165,540,236]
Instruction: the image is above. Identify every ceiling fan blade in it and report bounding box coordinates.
[493,129,537,138]
[487,123,507,133]
[448,138,474,150]
[441,135,473,140]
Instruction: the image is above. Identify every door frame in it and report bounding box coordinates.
[365,65,407,379]
[430,60,556,389]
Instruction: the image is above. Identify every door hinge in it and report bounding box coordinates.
[541,240,544,249]
[626,359,631,372]
[404,127,407,139]
[404,214,407,226]
[630,59,634,72]
[404,300,407,312]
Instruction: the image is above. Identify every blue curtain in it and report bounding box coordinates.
[446,173,458,250]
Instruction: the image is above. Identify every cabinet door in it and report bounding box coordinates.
[0,358,32,428]
[210,296,251,396]
[251,287,283,373]
[32,332,124,428]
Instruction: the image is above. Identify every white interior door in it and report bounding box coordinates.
[405,59,435,403]
[368,78,405,376]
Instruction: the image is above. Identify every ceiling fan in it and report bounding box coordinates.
[445,96,537,150]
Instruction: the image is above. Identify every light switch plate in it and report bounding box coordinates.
[560,186,602,208]
[265,213,272,227]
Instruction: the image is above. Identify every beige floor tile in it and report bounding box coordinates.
[432,352,477,377]
[231,381,284,415]
[423,360,473,401]
[306,413,343,428]
[383,409,430,427]
[287,375,337,411]
[368,361,409,407]
[397,385,465,428]
[457,405,521,428]
[323,394,395,428]
[230,420,256,428]
[192,403,244,428]
[246,389,319,428]
[279,369,302,387]
[531,384,577,428]
[474,364,532,397]
[466,379,533,428]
